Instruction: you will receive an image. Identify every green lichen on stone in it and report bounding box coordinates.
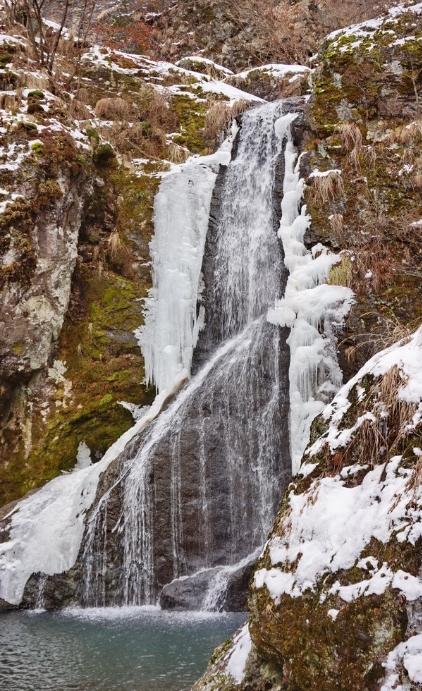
[0,156,161,504]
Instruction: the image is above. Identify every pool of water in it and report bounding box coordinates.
[0,607,245,690]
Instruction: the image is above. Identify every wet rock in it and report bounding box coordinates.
[160,559,255,612]
[160,569,221,611]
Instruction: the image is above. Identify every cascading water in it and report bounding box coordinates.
[79,101,292,608]
[199,103,287,345]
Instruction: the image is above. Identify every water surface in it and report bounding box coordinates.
[0,607,245,690]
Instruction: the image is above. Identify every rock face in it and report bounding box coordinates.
[302,0,422,380]
[247,331,422,690]
[150,0,399,70]
[159,558,254,612]
[0,96,301,612]
[0,14,260,505]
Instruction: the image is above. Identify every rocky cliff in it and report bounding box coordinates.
[122,0,400,71]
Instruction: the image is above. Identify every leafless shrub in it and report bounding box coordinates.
[5,0,97,79]
[99,120,166,158]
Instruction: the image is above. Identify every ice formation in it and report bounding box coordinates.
[268,115,353,471]
[138,132,236,393]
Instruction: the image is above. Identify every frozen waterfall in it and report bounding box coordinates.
[0,99,349,611]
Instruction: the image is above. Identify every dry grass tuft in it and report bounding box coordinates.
[0,92,19,112]
[328,213,347,245]
[330,365,418,472]
[106,229,134,277]
[204,99,250,146]
[95,97,138,121]
[337,122,365,169]
[167,142,188,163]
[338,122,362,152]
[69,98,92,120]
[17,72,50,91]
[387,119,422,145]
[328,254,353,287]
[311,170,344,204]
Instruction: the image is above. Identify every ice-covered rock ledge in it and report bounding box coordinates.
[195,328,422,690]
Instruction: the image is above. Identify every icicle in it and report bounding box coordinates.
[268,115,353,472]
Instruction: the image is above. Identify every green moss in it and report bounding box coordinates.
[93,143,116,167]
[328,255,353,287]
[0,52,13,68]
[30,141,44,154]
[0,158,161,504]
[27,90,44,99]
[172,93,208,154]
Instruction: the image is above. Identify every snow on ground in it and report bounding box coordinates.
[309,326,422,458]
[0,33,26,47]
[82,45,262,103]
[327,2,422,50]
[176,55,234,76]
[382,634,422,689]
[234,63,310,80]
[225,624,252,684]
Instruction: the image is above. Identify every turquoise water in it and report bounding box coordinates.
[0,607,245,690]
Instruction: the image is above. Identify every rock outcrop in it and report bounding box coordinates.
[149,0,400,70]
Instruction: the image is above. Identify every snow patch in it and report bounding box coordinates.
[382,634,422,689]
[254,329,422,606]
[226,624,252,684]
